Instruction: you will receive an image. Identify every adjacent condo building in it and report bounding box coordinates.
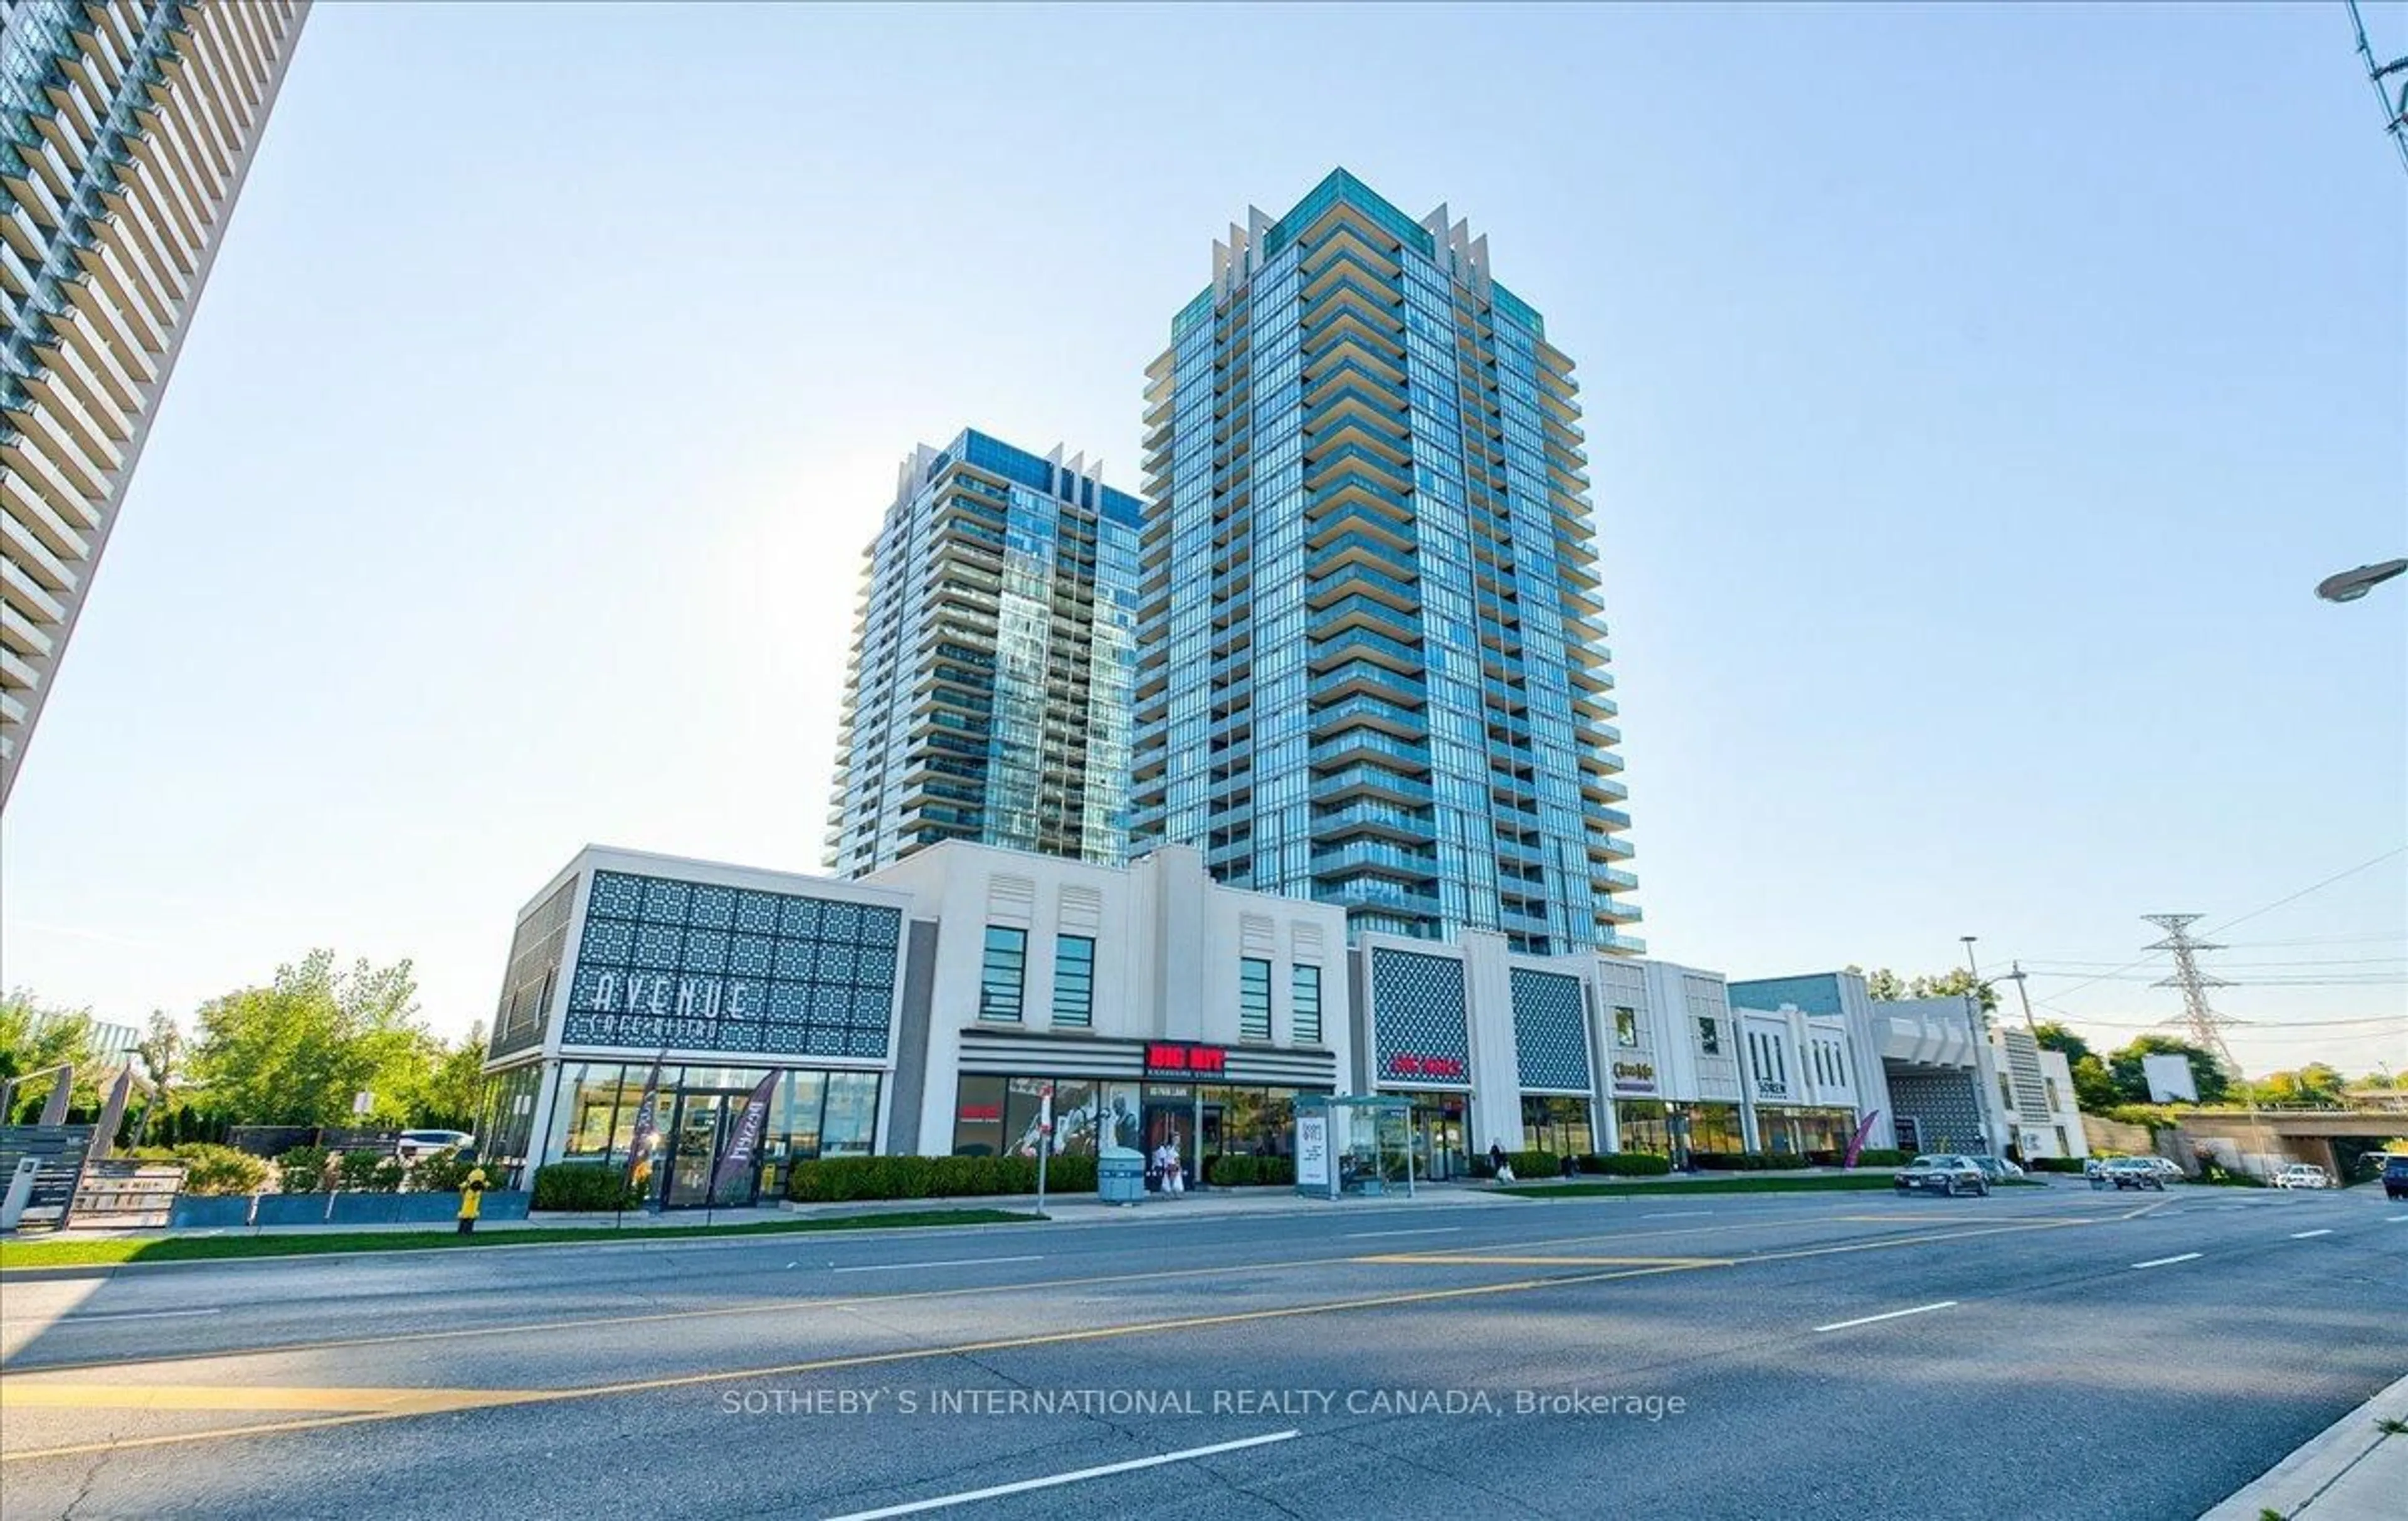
[828,428,1141,876]
[1131,169,1638,956]
[0,0,307,807]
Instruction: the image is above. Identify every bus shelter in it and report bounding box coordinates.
[1293,1094,1414,1200]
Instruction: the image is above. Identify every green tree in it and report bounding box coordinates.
[187,951,438,1126]
[416,1024,490,1130]
[2069,1053,2121,1112]
[1849,967,2000,1018]
[2106,1035,2230,1105]
[2031,1020,2093,1068]
[0,989,102,1119]
[131,1011,184,1145]
[2247,1064,2347,1106]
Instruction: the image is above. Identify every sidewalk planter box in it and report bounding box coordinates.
[329,1192,444,1225]
[166,1195,255,1229]
[252,1194,334,1226]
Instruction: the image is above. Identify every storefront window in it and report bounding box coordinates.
[1615,1099,1670,1155]
[1687,1102,1746,1154]
[821,1071,880,1155]
[561,1062,636,1159]
[953,1075,1006,1155]
[1005,1079,1095,1157]
[1521,1095,1593,1157]
[478,1062,544,1186]
[1613,1007,1639,1047]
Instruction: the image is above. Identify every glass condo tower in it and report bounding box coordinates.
[828,429,1140,876]
[1129,169,1640,955]
[1,0,309,807]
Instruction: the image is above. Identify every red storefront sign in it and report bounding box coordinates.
[1144,1042,1228,1078]
[1385,1053,1466,1080]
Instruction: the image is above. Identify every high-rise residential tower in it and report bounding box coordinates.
[1130,169,1641,955]
[1,0,309,808]
[828,428,1140,877]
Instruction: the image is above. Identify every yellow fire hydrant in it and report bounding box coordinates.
[457,1167,488,1236]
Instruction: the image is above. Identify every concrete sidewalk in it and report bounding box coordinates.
[2199,1372,2408,1521]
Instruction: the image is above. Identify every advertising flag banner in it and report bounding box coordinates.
[623,1052,668,1199]
[1844,1110,1882,1169]
[709,1070,779,1201]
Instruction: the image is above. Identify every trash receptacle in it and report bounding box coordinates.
[1097,1146,1146,1205]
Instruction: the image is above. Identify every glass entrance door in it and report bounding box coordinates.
[1412,1102,1465,1181]
[662,1092,728,1209]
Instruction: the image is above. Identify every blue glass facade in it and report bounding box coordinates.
[829,428,1140,875]
[1132,171,1641,954]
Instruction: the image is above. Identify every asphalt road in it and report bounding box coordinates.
[1,1181,2400,1520]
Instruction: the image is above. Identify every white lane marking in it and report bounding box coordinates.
[1343,1227,1464,1239]
[2288,1229,2334,1239]
[822,1429,1302,1520]
[2386,1215,2408,1224]
[828,1255,1044,1275]
[2130,1253,2202,1269]
[0,1306,224,1326]
[1814,1300,1960,1334]
[1640,1211,1713,1219]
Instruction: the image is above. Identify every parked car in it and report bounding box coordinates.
[1894,1155,1992,1197]
[396,1129,476,1164]
[1968,1156,2025,1184]
[2143,1157,2184,1181]
[2091,1157,2166,1192]
[2384,1155,2408,1202]
[2270,1163,2330,1191]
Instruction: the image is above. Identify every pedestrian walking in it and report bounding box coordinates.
[1488,1140,1514,1184]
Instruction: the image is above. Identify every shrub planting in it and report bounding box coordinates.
[786,1153,1105,1203]
[1576,1152,1674,1176]
[2027,1156,2088,1174]
[171,1144,270,1196]
[408,1148,480,1193]
[532,1162,642,1211]
[1854,1149,1909,1168]
[273,1145,332,1193]
[1205,1155,1296,1186]
[335,1149,404,1193]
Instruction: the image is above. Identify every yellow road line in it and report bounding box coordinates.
[0,1209,2114,1464]
[1,1260,1707,1461]
[0,1384,543,1414]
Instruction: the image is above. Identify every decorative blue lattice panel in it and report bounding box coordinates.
[1511,969,1590,1092]
[1371,948,1471,1087]
[561,870,902,1058]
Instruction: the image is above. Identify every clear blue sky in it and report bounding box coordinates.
[4,3,2401,1075]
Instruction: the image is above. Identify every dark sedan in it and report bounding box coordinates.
[1894,1154,1992,1197]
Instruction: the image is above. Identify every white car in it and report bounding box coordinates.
[396,1129,475,1164]
[2145,1157,2184,1181]
[2270,1163,2330,1190]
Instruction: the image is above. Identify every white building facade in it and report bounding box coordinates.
[484,840,1886,1202]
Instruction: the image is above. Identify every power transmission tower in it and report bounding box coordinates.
[2143,914,2239,1072]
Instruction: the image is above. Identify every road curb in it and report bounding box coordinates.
[2197,1370,2408,1520]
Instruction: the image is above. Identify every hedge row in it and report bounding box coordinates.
[787,1154,1101,1203]
[1577,1152,1674,1176]
[532,1162,643,1212]
[1203,1154,1296,1187]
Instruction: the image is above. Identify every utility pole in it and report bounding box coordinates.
[2005,962,2041,1041]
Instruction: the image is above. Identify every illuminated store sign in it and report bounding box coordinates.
[1144,1043,1227,1078]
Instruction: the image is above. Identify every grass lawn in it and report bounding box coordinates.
[1501,1174,1911,1198]
[0,1209,1039,1271]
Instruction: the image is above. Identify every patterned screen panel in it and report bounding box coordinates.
[490,876,576,1059]
[563,871,902,1059]
[1370,947,1471,1087]
[1511,969,1590,1092]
